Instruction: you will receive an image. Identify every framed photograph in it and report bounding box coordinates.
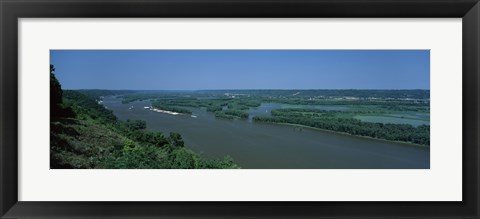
[1,0,479,218]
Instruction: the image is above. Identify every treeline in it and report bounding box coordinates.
[214,109,249,120]
[50,67,239,169]
[120,89,430,100]
[148,96,258,120]
[266,98,429,108]
[197,89,430,100]
[122,94,160,104]
[224,109,249,119]
[119,90,429,114]
[253,109,430,146]
[77,89,136,100]
[121,92,190,104]
[206,100,257,119]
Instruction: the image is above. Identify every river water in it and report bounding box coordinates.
[102,96,430,169]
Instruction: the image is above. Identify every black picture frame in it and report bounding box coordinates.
[1,0,479,218]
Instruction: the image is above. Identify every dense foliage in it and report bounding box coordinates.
[253,108,430,146]
[50,69,239,169]
[50,65,76,119]
[50,64,63,116]
[63,90,117,123]
[223,109,249,119]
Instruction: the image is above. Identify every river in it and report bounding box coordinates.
[102,96,430,169]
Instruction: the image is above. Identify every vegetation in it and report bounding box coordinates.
[121,92,181,104]
[50,64,76,118]
[78,89,136,100]
[223,109,249,119]
[253,108,429,146]
[196,89,430,100]
[50,64,63,116]
[55,80,430,158]
[117,89,430,146]
[50,67,239,169]
[63,90,117,123]
[140,94,255,120]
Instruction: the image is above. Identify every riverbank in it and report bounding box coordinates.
[255,121,429,148]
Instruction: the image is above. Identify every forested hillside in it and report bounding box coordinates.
[50,65,239,169]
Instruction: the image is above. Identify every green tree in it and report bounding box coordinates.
[167,132,184,149]
[125,119,147,131]
[171,148,197,169]
[50,65,63,117]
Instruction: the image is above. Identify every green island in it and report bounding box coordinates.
[116,89,430,146]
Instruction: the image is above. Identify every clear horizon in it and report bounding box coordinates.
[51,50,430,90]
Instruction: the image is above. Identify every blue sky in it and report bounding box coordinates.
[50,50,430,90]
